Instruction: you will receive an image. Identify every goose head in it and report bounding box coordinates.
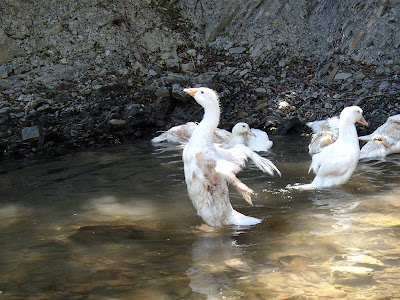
[340,106,368,127]
[372,135,396,148]
[387,114,400,131]
[183,87,220,110]
[232,123,256,137]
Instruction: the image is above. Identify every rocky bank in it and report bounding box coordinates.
[0,0,399,158]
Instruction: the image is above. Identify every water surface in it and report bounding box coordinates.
[1,136,399,299]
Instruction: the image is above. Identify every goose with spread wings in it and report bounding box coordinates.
[182,87,280,228]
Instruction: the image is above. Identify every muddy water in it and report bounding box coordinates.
[0,136,399,299]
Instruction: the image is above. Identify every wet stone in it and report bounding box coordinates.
[329,254,385,268]
[330,266,374,284]
[300,270,321,283]
[317,286,347,298]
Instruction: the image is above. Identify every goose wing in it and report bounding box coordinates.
[194,151,254,205]
[215,144,281,177]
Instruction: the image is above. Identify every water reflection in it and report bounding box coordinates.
[0,136,399,298]
[188,229,244,299]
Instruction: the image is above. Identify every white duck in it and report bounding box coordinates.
[182,87,280,228]
[359,114,400,142]
[308,106,368,188]
[307,116,339,155]
[360,135,400,159]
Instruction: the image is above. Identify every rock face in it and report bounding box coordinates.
[0,0,399,158]
[182,0,399,64]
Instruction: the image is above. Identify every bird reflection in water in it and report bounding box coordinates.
[187,226,251,299]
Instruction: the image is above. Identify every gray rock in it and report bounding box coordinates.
[171,84,189,102]
[55,93,71,103]
[165,58,180,72]
[181,62,195,73]
[334,73,352,81]
[238,69,249,77]
[161,52,177,60]
[187,49,196,57]
[118,67,129,75]
[163,73,187,85]
[255,87,268,97]
[193,72,217,86]
[0,65,11,79]
[22,126,41,141]
[206,5,240,41]
[354,72,366,80]
[375,66,385,75]
[228,47,246,54]
[31,98,48,110]
[36,104,51,112]
[108,119,127,126]
[148,69,158,76]
[278,59,287,68]
[0,107,11,114]
[132,61,148,75]
[378,81,390,91]
[155,87,170,98]
[0,47,11,65]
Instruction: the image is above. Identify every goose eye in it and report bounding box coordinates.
[201,91,204,94]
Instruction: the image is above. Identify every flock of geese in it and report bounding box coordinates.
[151,87,400,228]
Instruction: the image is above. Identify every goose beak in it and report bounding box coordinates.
[247,130,256,137]
[183,88,198,97]
[358,116,369,127]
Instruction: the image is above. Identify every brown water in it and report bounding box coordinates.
[0,136,399,299]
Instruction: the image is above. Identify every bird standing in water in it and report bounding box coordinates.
[309,106,368,188]
[182,87,280,228]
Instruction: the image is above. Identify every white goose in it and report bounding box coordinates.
[152,121,273,151]
[359,114,400,142]
[308,131,337,156]
[307,116,339,155]
[182,87,280,228]
[151,122,246,145]
[307,116,340,134]
[218,122,255,149]
[360,135,400,159]
[151,122,198,144]
[309,106,368,188]
[247,128,273,151]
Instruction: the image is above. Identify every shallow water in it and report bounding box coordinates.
[0,136,399,299]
